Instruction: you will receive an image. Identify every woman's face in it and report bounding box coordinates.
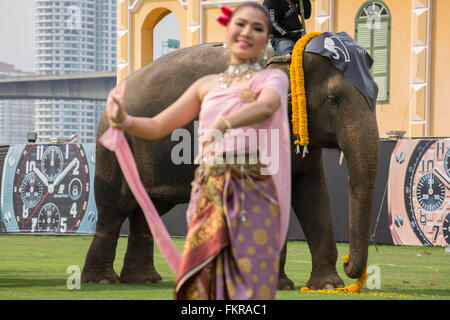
[225,6,270,63]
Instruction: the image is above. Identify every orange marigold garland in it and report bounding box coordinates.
[300,254,369,294]
[290,32,322,157]
[342,254,368,293]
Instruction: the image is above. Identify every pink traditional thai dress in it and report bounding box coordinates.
[174,68,292,300]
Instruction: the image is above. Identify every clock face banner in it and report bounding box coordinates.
[1,143,97,234]
[388,138,450,247]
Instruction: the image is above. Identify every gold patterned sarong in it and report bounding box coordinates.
[175,159,281,300]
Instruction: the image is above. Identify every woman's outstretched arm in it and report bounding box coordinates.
[106,75,213,140]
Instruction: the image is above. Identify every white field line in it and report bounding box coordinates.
[291,261,440,271]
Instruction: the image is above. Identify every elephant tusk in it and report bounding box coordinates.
[339,150,344,166]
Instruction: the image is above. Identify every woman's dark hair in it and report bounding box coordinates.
[230,1,272,35]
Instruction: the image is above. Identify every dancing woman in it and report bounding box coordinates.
[105,2,291,300]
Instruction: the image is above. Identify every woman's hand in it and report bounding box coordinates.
[194,117,228,164]
[106,80,128,127]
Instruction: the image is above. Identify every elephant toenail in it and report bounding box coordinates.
[323,283,334,290]
[99,279,111,284]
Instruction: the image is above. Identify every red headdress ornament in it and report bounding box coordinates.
[207,5,233,26]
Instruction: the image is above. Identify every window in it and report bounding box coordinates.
[355,1,391,104]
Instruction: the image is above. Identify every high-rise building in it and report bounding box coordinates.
[0,62,35,145]
[95,1,117,72]
[34,0,116,143]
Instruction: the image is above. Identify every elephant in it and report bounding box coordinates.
[81,42,379,290]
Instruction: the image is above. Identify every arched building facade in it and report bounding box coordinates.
[117,0,450,138]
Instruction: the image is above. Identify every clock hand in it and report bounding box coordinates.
[50,158,79,191]
[26,191,49,225]
[431,201,450,229]
[30,174,34,193]
[33,167,50,189]
[434,167,450,189]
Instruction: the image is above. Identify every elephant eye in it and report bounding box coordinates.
[328,95,340,107]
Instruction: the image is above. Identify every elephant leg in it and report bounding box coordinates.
[293,158,345,290]
[81,199,128,284]
[277,242,295,290]
[119,201,175,283]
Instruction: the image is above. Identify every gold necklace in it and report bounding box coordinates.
[219,60,263,88]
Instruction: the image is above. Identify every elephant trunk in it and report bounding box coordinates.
[338,108,379,279]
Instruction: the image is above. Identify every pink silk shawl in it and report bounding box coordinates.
[99,68,291,274]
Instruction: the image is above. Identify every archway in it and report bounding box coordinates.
[141,7,181,67]
[153,13,180,60]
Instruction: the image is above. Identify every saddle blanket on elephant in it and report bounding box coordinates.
[305,31,377,111]
[174,161,281,300]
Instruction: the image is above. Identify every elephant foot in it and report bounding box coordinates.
[306,271,345,290]
[277,273,295,290]
[81,267,120,284]
[120,267,162,284]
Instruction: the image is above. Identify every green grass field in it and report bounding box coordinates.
[0,235,449,300]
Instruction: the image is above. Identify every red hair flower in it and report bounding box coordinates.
[217,15,230,26]
[207,5,233,27]
[220,5,233,18]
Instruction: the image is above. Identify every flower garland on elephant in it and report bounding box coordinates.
[290,33,369,293]
[290,32,321,157]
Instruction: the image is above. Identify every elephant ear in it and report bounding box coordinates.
[305,31,377,111]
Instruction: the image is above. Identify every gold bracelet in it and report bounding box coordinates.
[108,113,128,128]
[219,116,232,130]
